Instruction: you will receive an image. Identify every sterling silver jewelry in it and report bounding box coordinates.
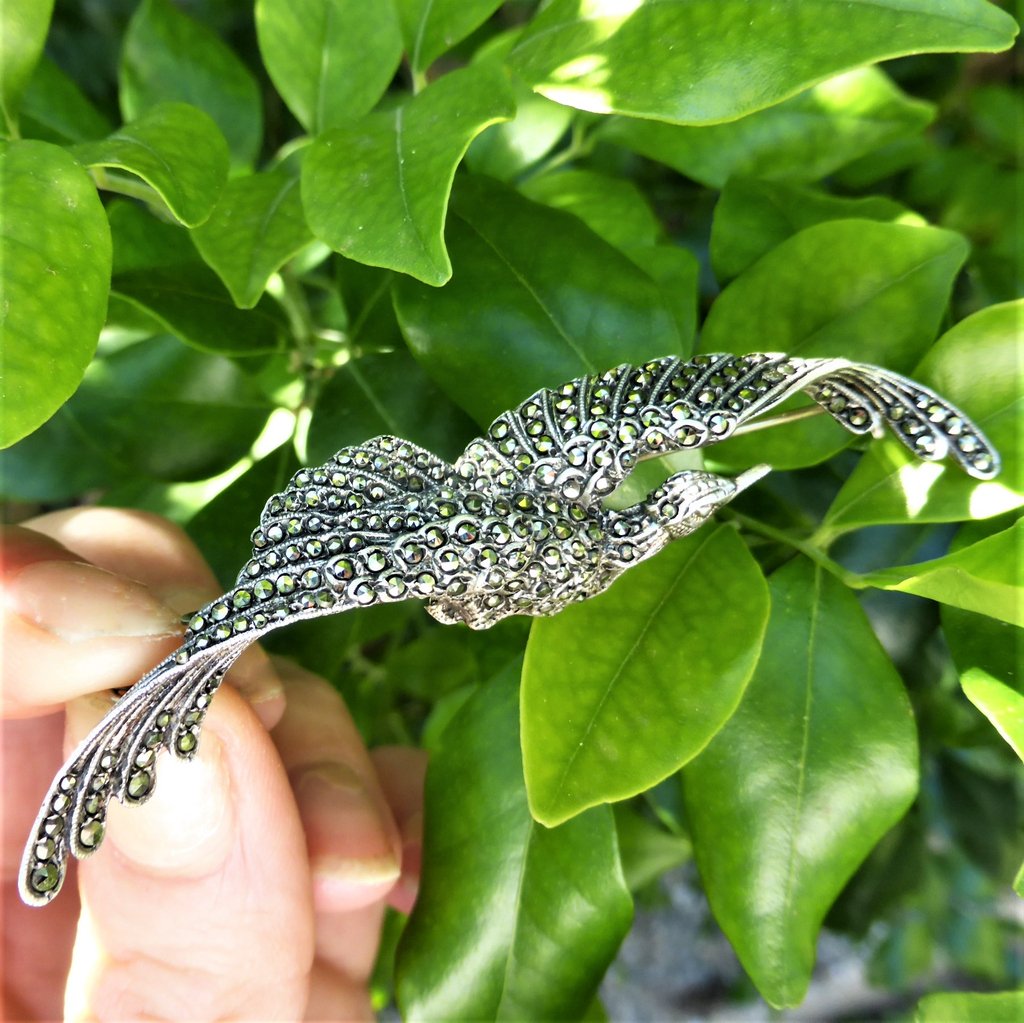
[20,352,1000,906]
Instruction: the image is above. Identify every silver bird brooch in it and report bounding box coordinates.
[21,351,1000,905]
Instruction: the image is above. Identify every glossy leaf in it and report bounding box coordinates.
[961,669,1024,761]
[302,64,515,285]
[520,168,660,249]
[396,664,632,1021]
[305,348,477,465]
[626,244,699,355]
[0,140,111,447]
[0,335,270,497]
[393,174,682,425]
[942,604,1022,693]
[20,56,112,144]
[0,0,54,130]
[684,557,919,1008]
[523,524,770,826]
[73,103,229,228]
[111,265,284,357]
[701,219,968,471]
[916,990,1024,1023]
[396,0,504,75]
[191,168,311,307]
[863,519,1023,627]
[120,0,262,168]
[510,0,1017,123]
[711,178,921,282]
[255,0,402,132]
[602,67,934,189]
[821,301,1024,538]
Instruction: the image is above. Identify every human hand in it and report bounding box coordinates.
[2,508,426,1022]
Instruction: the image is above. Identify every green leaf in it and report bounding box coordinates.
[20,56,112,144]
[862,519,1023,627]
[510,0,1018,124]
[302,64,515,285]
[916,990,1024,1023]
[601,67,934,189]
[111,265,285,357]
[711,178,923,282]
[72,102,229,228]
[191,168,311,307]
[700,219,968,472]
[0,334,270,498]
[108,199,200,275]
[523,524,769,826]
[614,805,692,892]
[305,348,477,464]
[396,0,504,76]
[683,557,919,1008]
[942,604,1022,693]
[961,669,1024,761]
[255,0,402,132]
[120,0,262,169]
[0,0,54,131]
[821,301,1024,538]
[0,140,111,448]
[395,664,633,1022]
[625,244,699,355]
[520,168,660,249]
[393,174,682,425]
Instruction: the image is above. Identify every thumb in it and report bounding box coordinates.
[63,686,314,1022]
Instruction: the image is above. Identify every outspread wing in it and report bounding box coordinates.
[21,435,458,906]
[454,353,999,505]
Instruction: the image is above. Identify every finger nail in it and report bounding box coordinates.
[106,726,235,878]
[296,763,400,912]
[66,696,235,878]
[10,561,183,642]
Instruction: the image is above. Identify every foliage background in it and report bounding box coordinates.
[1,1,1021,1019]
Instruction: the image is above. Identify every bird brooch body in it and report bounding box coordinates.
[20,351,1000,905]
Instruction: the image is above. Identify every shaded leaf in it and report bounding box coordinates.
[0,140,111,447]
[520,167,661,249]
[192,168,312,307]
[396,0,504,75]
[305,348,477,465]
[303,63,515,285]
[396,664,632,1022]
[111,265,285,357]
[942,604,1022,694]
[863,519,1023,626]
[614,805,692,893]
[821,301,1023,538]
[20,56,112,144]
[960,669,1024,761]
[0,335,270,498]
[255,0,402,132]
[711,178,922,282]
[625,244,698,355]
[120,0,262,168]
[0,0,54,130]
[523,524,770,826]
[73,102,229,227]
[510,0,1017,123]
[393,174,682,425]
[684,557,919,1008]
[700,219,968,471]
[602,67,934,188]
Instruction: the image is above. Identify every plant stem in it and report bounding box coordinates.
[519,121,592,182]
[731,404,826,436]
[723,509,867,589]
[89,167,164,208]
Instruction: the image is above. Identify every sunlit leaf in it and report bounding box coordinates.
[0,140,111,447]
[684,557,919,1007]
[523,525,770,825]
[510,0,1017,123]
[303,64,515,285]
[960,669,1024,761]
[916,989,1024,1022]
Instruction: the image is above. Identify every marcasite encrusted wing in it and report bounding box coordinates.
[20,353,999,906]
